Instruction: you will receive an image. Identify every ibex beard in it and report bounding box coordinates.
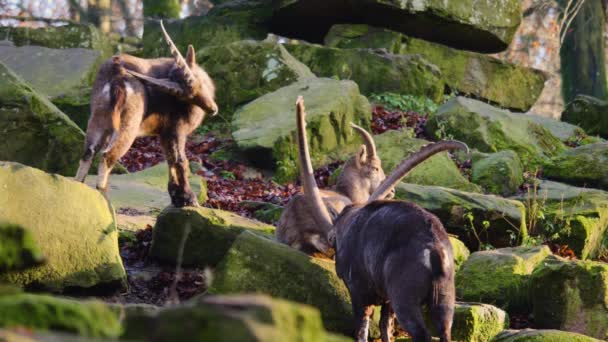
[75,21,218,207]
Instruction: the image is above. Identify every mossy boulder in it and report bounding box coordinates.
[530,257,608,339]
[426,97,566,169]
[150,206,275,267]
[0,44,103,130]
[543,142,608,190]
[374,130,479,191]
[493,329,602,342]
[561,95,608,138]
[285,43,443,101]
[472,151,524,196]
[395,183,527,250]
[209,231,352,334]
[526,114,586,142]
[450,303,508,342]
[455,246,552,312]
[511,181,608,260]
[325,24,545,111]
[0,61,85,176]
[0,223,44,272]
[451,236,471,271]
[231,78,372,182]
[0,162,126,292]
[0,293,121,338]
[123,294,349,341]
[196,40,314,120]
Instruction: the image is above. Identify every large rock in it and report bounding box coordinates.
[451,236,471,271]
[270,0,521,52]
[0,293,121,338]
[123,294,349,342]
[511,181,608,260]
[426,97,566,169]
[0,223,44,272]
[561,95,608,138]
[0,162,126,292]
[324,24,546,111]
[150,206,274,267]
[493,329,602,342]
[450,303,508,342]
[455,246,552,312]
[395,183,527,250]
[0,61,85,176]
[196,40,314,119]
[374,130,479,191]
[285,43,443,101]
[472,151,524,196]
[231,78,372,182]
[530,257,608,339]
[209,231,353,334]
[526,114,587,142]
[0,43,103,130]
[543,142,608,190]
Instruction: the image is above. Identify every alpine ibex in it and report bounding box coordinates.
[276,120,394,257]
[295,96,467,342]
[75,21,218,207]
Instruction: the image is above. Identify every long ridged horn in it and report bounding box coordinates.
[350,122,377,159]
[126,69,185,97]
[160,20,197,90]
[368,140,469,202]
[296,96,334,231]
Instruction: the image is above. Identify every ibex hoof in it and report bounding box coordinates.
[170,192,199,208]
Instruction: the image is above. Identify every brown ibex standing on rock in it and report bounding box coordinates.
[295,96,467,342]
[276,120,394,257]
[75,21,218,207]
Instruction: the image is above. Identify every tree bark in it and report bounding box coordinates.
[87,0,111,32]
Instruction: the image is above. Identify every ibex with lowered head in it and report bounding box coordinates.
[296,96,467,342]
[276,120,393,257]
[75,21,218,207]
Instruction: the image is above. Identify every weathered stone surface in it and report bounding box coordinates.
[472,151,524,196]
[209,231,352,334]
[325,24,545,111]
[450,302,508,342]
[0,61,85,176]
[270,0,521,52]
[196,40,314,119]
[150,206,274,267]
[231,78,372,182]
[285,43,443,101]
[450,236,471,271]
[374,130,479,191]
[395,183,527,250]
[455,246,552,312]
[0,223,44,272]
[123,294,349,342]
[0,162,126,292]
[0,44,102,130]
[426,97,566,169]
[526,114,586,142]
[543,142,608,190]
[561,95,608,138]
[493,329,602,342]
[511,181,608,260]
[530,256,608,339]
[0,293,121,338]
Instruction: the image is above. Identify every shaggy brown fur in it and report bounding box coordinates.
[75,21,217,207]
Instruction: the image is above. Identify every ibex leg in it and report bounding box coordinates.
[161,133,198,207]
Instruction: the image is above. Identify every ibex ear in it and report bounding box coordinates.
[355,144,367,168]
[186,45,196,68]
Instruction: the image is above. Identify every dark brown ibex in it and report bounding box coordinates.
[75,21,218,207]
[296,96,467,342]
[276,121,393,256]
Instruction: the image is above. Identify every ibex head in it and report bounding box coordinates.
[336,123,395,203]
[127,21,218,115]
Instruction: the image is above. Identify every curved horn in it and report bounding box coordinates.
[126,69,185,97]
[368,140,469,202]
[296,96,334,231]
[350,123,377,159]
[160,20,197,90]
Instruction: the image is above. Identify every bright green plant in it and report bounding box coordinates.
[369,93,438,114]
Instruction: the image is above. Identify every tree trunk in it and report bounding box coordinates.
[560,0,608,103]
[87,0,111,33]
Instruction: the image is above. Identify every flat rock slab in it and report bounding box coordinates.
[543,142,608,191]
[0,162,126,292]
[494,329,602,342]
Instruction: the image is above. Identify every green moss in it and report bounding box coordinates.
[472,150,524,196]
[0,223,44,272]
[450,236,470,270]
[451,303,508,342]
[0,293,121,338]
[493,329,602,342]
[455,246,551,312]
[143,0,180,18]
[543,142,608,190]
[150,206,275,267]
[561,95,608,138]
